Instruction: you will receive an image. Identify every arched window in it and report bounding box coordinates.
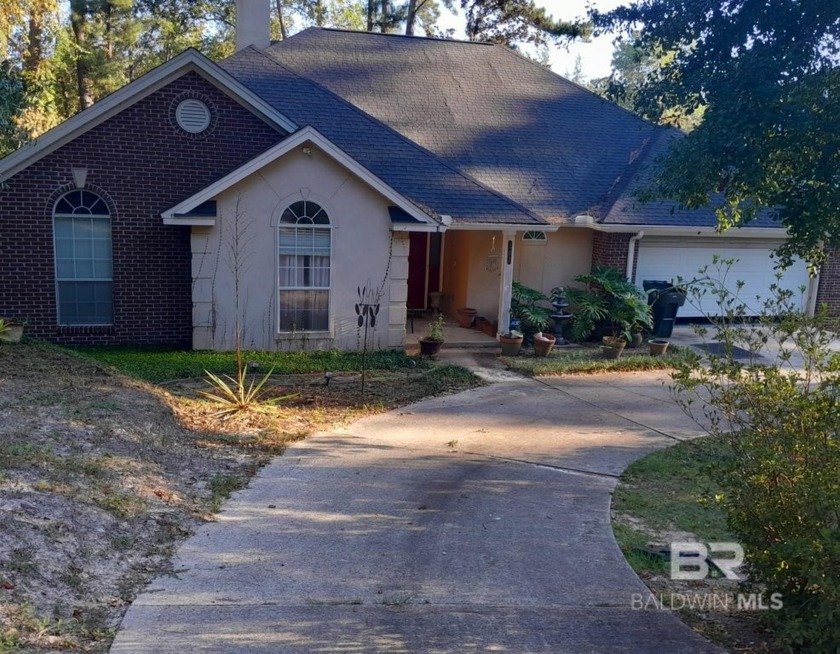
[278,200,331,331]
[53,190,113,325]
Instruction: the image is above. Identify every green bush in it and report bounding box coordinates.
[564,265,652,341]
[671,259,840,652]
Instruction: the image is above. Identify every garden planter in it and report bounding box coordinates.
[499,334,524,357]
[628,332,644,348]
[419,338,443,359]
[456,307,477,328]
[649,338,670,356]
[0,323,24,343]
[602,336,626,359]
[533,332,556,357]
[480,321,497,337]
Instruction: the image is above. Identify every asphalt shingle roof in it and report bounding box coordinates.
[219,46,543,225]
[265,28,659,222]
[602,130,783,228]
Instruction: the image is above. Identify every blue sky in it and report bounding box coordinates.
[439,0,628,82]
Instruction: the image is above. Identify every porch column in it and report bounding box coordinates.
[497,230,515,336]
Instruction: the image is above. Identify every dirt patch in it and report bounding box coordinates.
[0,343,480,652]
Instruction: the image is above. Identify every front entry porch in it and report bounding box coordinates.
[405,314,499,348]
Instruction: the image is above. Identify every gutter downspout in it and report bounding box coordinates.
[626,231,645,282]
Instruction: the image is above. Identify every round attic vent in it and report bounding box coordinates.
[175,99,211,133]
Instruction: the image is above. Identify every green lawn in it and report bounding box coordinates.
[69,346,424,382]
[611,435,735,574]
[502,344,695,376]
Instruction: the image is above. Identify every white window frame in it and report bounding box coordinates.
[53,190,114,326]
[276,200,333,335]
[522,230,547,244]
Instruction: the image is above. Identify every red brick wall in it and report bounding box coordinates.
[816,248,840,316]
[0,71,283,345]
[590,231,633,278]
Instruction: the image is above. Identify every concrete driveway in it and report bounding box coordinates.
[110,371,722,653]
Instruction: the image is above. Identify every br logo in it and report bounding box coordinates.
[670,542,744,580]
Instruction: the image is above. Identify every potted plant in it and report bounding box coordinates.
[499,330,524,356]
[533,332,556,357]
[419,314,445,358]
[649,338,670,356]
[511,281,552,344]
[0,318,25,343]
[565,266,653,344]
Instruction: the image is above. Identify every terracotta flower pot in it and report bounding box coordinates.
[419,338,443,359]
[456,307,477,328]
[499,334,523,357]
[533,332,556,357]
[602,335,626,359]
[649,339,670,356]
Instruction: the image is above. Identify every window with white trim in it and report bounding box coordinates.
[522,230,547,243]
[53,190,113,325]
[278,200,331,331]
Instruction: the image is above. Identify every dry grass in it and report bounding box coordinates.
[0,341,480,652]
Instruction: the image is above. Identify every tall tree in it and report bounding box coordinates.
[461,0,587,47]
[594,0,840,263]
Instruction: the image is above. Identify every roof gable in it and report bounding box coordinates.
[220,46,544,226]
[162,126,435,228]
[0,49,297,183]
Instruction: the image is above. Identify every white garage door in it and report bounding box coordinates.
[635,238,811,318]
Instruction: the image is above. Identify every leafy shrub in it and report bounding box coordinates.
[671,259,840,652]
[511,281,552,333]
[564,265,652,341]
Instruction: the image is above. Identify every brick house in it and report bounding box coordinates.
[1,5,836,349]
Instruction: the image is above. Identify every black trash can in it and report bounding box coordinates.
[643,280,686,338]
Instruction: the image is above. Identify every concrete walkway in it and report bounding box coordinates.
[110,371,722,653]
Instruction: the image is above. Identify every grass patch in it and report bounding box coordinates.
[503,343,693,376]
[70,345,425,382]
[613,435,733,543]
[208,474,249,512]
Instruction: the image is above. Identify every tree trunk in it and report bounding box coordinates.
[366,0,375,31]
[274,0,286,39]
[25,17,42,72]
[405,0,417,34]
[69,0,93,111]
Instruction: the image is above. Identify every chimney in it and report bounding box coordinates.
[236,0,271,51]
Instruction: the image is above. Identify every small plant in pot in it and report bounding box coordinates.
[511,281,552,345]
[419,314,445,359]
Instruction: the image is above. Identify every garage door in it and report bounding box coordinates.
[635,238,811,318]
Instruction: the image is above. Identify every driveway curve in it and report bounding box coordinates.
[110,371,721,653]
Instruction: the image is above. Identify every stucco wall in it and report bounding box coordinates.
[516,228,594,294]
[191,145,407,351]
[439,228,593,326]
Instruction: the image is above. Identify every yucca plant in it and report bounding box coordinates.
[199,360,297,416]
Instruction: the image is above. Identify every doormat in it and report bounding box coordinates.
[693,342,763,360]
